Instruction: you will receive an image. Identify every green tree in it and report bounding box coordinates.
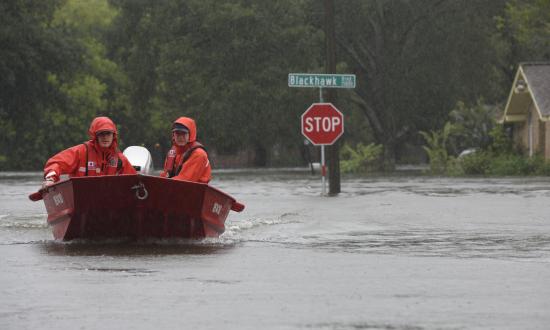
[46,0,126,147]
[0,0,82,169]
[334,0,508,168]
[498,0,550,62]
[109,0,322,166]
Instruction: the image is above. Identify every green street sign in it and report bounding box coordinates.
[288,73,356,89]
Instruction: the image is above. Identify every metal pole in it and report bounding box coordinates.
[321,145,326,195]
[319,87,326,195]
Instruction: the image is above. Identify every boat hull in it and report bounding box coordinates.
[40,174,239,241]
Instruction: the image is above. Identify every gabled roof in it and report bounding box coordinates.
[502,62,550,122]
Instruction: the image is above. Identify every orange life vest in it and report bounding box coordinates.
[163,141,207,178]
[76,142,124,177]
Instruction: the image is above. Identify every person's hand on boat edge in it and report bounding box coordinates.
[41,171,58,189]
[41,180,55,189]
[40,116,137,190]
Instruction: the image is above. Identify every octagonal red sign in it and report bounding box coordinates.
[301,103,344,145]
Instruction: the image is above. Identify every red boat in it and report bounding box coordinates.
[29,174,244,241]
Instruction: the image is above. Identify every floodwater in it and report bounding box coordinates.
[1,170,549,330]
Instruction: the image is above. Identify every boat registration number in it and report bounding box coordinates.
[212,202,222,215]
[53,193,64,206]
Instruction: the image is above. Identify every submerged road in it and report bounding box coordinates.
[1,171,549,329]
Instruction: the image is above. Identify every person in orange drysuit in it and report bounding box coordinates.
[159,116,211,183]
[42,116,136,188]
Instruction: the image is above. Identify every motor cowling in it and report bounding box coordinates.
[123,146,153,174]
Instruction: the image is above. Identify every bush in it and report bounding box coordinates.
[529,156,550,176]
[445,156,465,176]
[419,122,454,174]
[447,100,498,154]
[460,152,491,175]
[486,154,530,176]
[459,152,550,176]
[420,116,550,177]
[488,125,513,154]
[340,143,383,173]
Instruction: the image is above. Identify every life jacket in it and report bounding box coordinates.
[76,142,124,177]
[163,141,207,178]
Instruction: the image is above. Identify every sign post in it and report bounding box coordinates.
[290,73,355,195]
[301,103,344,195]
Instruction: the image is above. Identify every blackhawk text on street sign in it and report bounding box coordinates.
[288,73,356,89]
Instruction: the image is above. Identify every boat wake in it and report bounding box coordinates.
[223,212,303,239]
[295,229,550,260]
[37,238,235,256]
[0,214,48,228]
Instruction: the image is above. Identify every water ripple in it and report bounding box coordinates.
[304,230,550,260]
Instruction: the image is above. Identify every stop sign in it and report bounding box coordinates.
[301,103,344,145]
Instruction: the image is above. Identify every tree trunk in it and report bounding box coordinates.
[253,144,268,167]
[383,140,397,171]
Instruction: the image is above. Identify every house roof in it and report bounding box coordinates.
[502,62,550,122]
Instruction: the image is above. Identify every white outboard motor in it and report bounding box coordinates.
[123,146,153,174]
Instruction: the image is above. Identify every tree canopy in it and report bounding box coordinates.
[1,0,548,170]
